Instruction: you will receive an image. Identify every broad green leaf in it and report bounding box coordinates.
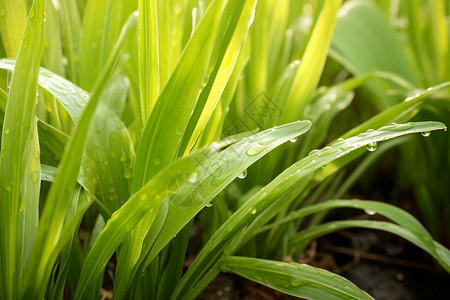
[282,0,342,123]
[0,0,44,298]
[174,121,446,299]
[22,12,137,299]
[330,0,419,108]
[0,0,27,57]
[220,256,373,300]
[86,103,135,211]
[115,121,311,299]
[138,0,159,123]
[0,59,89,124]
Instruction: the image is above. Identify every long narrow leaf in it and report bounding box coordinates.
[0,1,45,298]
[220,256,373,300]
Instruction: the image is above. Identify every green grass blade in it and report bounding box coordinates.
[131,0,224,190]
[0,0,45,297]
[59,0,82,83]
[290,219,450,273]
[220,256,373,300]
[138,0,159,123]
[22,12,137,299]
[42,0,65,76]
[183,0,256,153]
[282,0,342,123]
[315,82,450,182]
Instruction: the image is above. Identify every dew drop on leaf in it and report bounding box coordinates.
[364,209,376,215]
[289,138,297,143]
[205,201,213,207]
[210,142,219,151]
[421,131,430,137]
[246,144,266,156]
[238,169,247,179]
[189,173,198,183]
[366,142,378,152]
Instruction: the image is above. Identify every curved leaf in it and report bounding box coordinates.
[220,256,373,300]
[174,121,446,299]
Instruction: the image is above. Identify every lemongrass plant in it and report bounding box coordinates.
[0,0,449,300]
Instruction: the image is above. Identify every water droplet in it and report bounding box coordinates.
[250,208,256,214]
[289,138,297,143]
[246,144,266,156]
[154,157,161,165]
[366,142,378,152]
[308,149,319,156]
[189,173,198,183]
[421,131,430,137]
[205,201,213,207]
[364,209,376,215]
[4,128,10,135]
[210,142,219,151]
[238,169,247,179]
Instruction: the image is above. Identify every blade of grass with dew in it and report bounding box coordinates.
[0,0,44,297]
[22,12,138,299]
[172,121,446,299]
[138,0,159,124]
[315,82,450,183]
[59,0,83,84]
[0,0,27,57]
[113,121,311,299]
[220,256,373,300]
[330,0,419,108]
[282,0,342,123]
